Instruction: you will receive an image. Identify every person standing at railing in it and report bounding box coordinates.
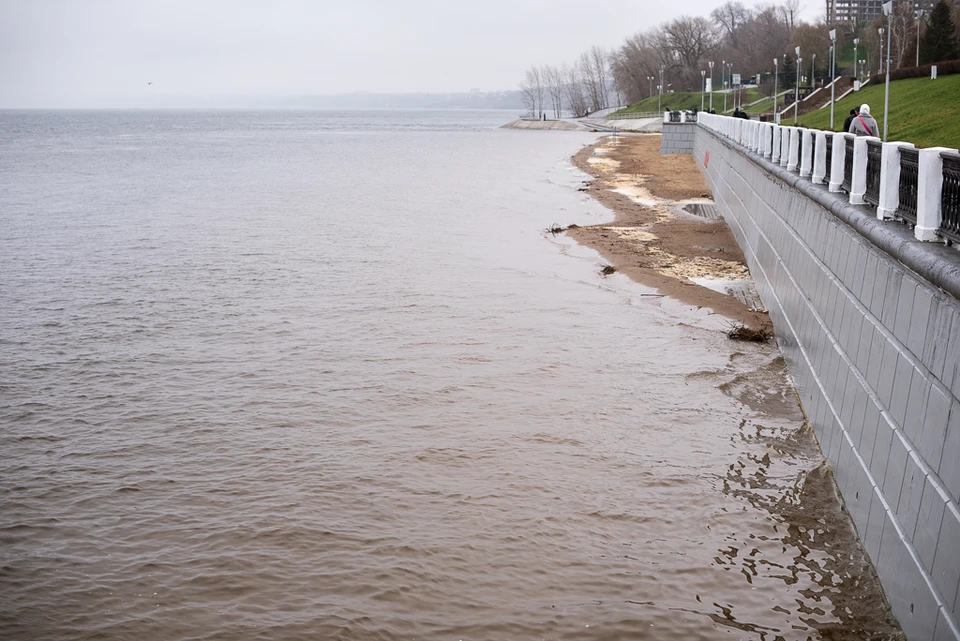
[842,108,859,134]
[848,103,879,137]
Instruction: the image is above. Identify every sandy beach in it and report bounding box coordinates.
[566,134,772,334]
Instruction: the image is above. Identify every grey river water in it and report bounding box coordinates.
[1,110,891,640]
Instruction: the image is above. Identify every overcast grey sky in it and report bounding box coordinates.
[0,0,819,107]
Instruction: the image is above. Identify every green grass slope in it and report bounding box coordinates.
[615,87,767,116]
[614,92,703,114]
[796,74,960,149]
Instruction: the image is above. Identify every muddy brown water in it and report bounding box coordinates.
[0,112,900,640]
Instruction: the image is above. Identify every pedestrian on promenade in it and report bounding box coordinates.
[848,103,879,137]
[842,108,858,134]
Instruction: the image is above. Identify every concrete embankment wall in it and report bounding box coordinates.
[660,123,695,154]
[689,125,960,641]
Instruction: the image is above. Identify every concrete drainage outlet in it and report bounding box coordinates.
[680,202,720,220]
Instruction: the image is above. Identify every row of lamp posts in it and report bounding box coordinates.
[695,1,899,139]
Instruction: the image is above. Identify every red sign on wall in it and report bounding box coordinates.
[703,151,710,168]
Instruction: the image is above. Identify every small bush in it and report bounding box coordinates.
[867,58,960,84]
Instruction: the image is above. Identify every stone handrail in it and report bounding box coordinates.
[696,112,960,245]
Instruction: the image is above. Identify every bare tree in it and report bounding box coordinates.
[779,0,802,32]
[563,63,589,117]
[576,47,610,113]
[589,46,610,110]
[518,66,545,118]
[711,1,753,48]
[610,30,665,103]
[543,64,565,118]
[662,16,718,69]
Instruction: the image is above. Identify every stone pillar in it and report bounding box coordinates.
[663,111,670,123]
[829,132,846,193]
[849,136,878,205]
[780,127,790,167]
[916,146,960,241]
[772,127,782,164]
[680,112,687,123]
[876,142,915,220]
[787,128,801,172]
[800,128,814,178]
[812,131,828,184]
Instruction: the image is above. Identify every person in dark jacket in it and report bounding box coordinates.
[842,108,858,133]
[848,103,879,137]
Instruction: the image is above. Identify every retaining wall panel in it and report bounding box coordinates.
[937,610,958,641]
[861,401,882,465]
[862,253,879,309]
[922,387,951,471]
[904,372,931,441]
[856,323,874,373]
[951,358,960,404]
[915,478,948,571]
[849,459,874,533]
[882,271,904,328]
[898,456,926,541]
[910,288,934,358]
[883,435,910,507]
[866,491,888,558]
[890,360,913,429]
[942,409,960,502]
[895,280,919,347]
[925,300,951,380]
[933,514,960,614]
[872,259,891,323]
[871,420,896,490]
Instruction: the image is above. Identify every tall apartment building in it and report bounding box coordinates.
[827,0,930,26]
[827,0,885,25]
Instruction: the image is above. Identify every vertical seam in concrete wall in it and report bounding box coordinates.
[694,129,960,641]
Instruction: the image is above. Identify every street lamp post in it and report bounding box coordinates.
[794,46,801,124]
[811,53,817,87]
[647,76,653,99]
[708,61,714,111]
[879,28,885,75]
[882,1,892,140]
[915,9,924,66]
[721,60,727,113]
[701,70,706,111]
[829,30,836,129]
[853,38,859,85]
[773,58,779,124]
[658,64,665,114]
[726,62,733,112]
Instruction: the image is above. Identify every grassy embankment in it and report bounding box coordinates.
[613,87,764,116]
[795,73,960,149]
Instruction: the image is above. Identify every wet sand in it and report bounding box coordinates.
[567,134,771,333]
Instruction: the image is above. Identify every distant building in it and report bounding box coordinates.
[827,0,883,25]
[827,0,926,26]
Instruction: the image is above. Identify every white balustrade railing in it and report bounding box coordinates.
[695,112,959,243]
